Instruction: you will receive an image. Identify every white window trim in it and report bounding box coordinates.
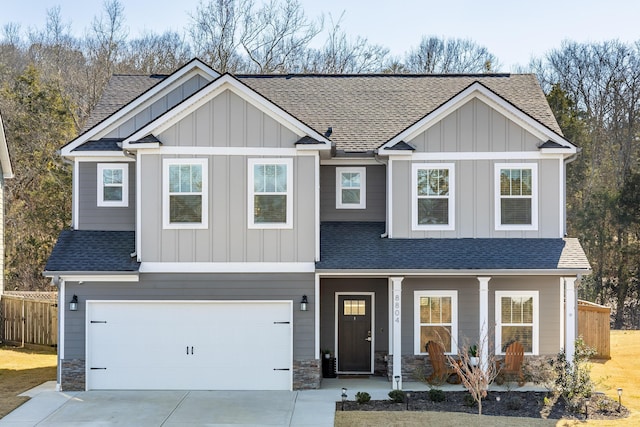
[411,163,455,231]
[248,158,293,229]
[335,167,366,209]
[494,163,538,231]
[162,158,208,229]
[495,290,539,356]
[97,163,128,207]
[414,290,458,355]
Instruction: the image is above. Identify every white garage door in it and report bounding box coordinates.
[86,301,292,390]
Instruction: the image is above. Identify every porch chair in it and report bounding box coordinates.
[426,340,461,385]
[495,340,525,386]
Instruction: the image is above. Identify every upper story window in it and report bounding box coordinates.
[336,167,366,209]
[495,291,538,355]
[412,163,455,231]
[163,158,208,229]
[495,163,538,230]
[248,158,293,229]
[414,290,458,354]
[97,163,128,207]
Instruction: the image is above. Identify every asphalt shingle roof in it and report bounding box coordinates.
[80,70,562,153]
[45,230,140,273]
[73,138,123,151]
[316,222,591,271]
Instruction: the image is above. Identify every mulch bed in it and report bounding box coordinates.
[337,391,629,421]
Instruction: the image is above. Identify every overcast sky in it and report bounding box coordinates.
[2,0,639,71]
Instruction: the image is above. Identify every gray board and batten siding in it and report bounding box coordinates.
[157,89,301,148]
[400,276,562,356]
[62,273,315,361]
[77,162,135,231]
[392,98,562,239]
[102,74,209,139]
[140,154,316,263]
[391,158,561,239]
[139,88,317,263]
[320,165,386,222]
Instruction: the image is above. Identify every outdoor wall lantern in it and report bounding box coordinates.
[341,387,347,411]
[300,295,308,311]
[617,387,623,411]
[69,295,78,311]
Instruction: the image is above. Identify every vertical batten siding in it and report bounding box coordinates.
[77,162,135,231]
[391,158,560,239]
[63,273,315,360]
[104,75,209,139]
[320,165,386,222]
[140,154,315,263]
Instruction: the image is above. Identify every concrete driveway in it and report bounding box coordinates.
[0,383,337,426]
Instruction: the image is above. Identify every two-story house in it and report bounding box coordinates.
[45,59,590,392]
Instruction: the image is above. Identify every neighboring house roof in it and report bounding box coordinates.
[78,68,563,154]
[316,222,591,272]
[44,230,140,273]
[0,112,14,179]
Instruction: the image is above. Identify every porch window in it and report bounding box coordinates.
[412,163,455,231]
[414,291,458,354]
[248,158,293,228]
[495,291,539,355]
[97,163,128,207]
[495,163,538,230]
[336,167,366,209]
[163,158,208,229]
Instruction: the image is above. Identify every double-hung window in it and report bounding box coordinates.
[495,163,538,230]
[163,158,208,229]
[414,291,458,354]
[412,163,455,230]
[336,167,366,209]
[97,163,128,207]
[248,158,293,228]
[495,291,538,355]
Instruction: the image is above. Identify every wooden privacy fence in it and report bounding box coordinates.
[577,299,610,359]
[0,292,58,347]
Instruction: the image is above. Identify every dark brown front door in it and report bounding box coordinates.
[337,294,372,373]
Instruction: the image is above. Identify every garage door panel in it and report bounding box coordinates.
[86,301,292,390]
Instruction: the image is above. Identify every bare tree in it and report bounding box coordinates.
[405,36,499,73]
[447,334,499,416]
[121,31,192,74]
[298,13,388,73]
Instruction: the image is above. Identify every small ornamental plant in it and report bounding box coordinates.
[388,389,405,403]
[355,391,371,404]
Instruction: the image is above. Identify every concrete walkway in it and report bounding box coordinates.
[0,378,545,426]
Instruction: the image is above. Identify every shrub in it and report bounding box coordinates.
[550,337,596,410]
[463,393,477,407]
[428,388,446,402]
[355,391,371,404]
[388,389,405,403]
[505,396,523,410]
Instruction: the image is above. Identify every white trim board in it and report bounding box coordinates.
[380,82,576,153]
[139,262,316,273]
[62,59,219,156]
[123,74,331,150]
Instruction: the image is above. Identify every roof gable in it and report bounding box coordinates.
[379,81,576,154]
[123,74,332,149]
[62,58,219,156]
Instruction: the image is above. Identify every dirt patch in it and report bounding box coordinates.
[337,391,629,421]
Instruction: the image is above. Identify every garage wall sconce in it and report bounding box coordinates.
[300,295,309,311]
[69,295,79,311]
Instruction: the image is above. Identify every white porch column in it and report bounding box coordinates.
[564,277,578,364]
[390,277,404,389]
[477,277,491,372]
